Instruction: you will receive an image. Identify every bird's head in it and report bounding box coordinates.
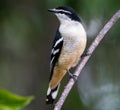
[48,6,81,24]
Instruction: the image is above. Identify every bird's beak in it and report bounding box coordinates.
[48,8,56,13]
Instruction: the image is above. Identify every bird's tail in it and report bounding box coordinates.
[46,83,60,104]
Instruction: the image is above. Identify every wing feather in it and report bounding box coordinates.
[49,29,63,80]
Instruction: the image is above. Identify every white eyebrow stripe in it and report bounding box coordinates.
[56,9,72,14]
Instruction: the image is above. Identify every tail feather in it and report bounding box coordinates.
[46,84,60,104]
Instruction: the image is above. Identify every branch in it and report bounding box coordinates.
[54,10,120,110]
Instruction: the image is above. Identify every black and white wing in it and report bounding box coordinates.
[49,29,63,80]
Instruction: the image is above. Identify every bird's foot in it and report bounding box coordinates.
[67,70,77,81]
[81,51,91,58]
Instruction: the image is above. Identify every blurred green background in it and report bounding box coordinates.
[0,0,120,110]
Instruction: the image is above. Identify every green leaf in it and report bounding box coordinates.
[0,88,34,110]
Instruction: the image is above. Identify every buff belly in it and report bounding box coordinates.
[49,38,86,89]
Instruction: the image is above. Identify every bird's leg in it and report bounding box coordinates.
[67,69,77,81]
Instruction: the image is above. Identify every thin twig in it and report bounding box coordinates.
[54,10,120,110]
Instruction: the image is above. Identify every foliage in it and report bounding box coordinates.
[0,89,34,110]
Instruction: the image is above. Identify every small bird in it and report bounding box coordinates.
[46,6,87,104]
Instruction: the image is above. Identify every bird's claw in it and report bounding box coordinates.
[81,52,91,58]
[67,69,77,81]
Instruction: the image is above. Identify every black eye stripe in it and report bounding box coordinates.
[59,11,64,14]
[56,10,71,15]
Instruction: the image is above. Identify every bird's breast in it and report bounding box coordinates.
[58,22,87,68]
[59,22,87,53]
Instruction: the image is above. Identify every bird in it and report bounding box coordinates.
[46,6,87,104]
